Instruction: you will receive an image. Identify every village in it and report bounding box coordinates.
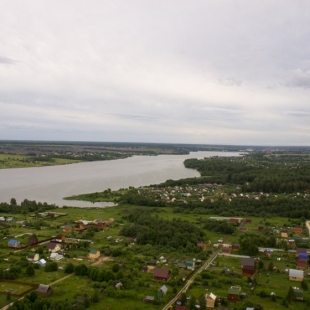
[0,205,309,310]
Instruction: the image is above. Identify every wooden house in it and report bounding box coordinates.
[205,292,216,308]
[241,257,256,276]
[289,269,304,282]
[153,268,171,281]
[88,249,100,259]
[227,286,241,301]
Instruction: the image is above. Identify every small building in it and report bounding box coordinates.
[293,226,303,235]
[53,234,65,242]
[205,292,216,308]
[222,245,231,255]
[297,259,307,269]
[115,282,123,289]
[88,249,100,259]
[27,253,39,262]
[37,284,53,296]
[265,249,273,257]
[185,260,195,270]
[37,258,46,267]
[50,253,64,261]
[8,239,20,248]
[296,248,307,256]
[241,257,256,276]
[158,285,168,299]
[232,243,240,252]
[292,288,304,300]
[63,225,72,233]
[289,269,304,282]
[46,242,61,253]
[197,242,206,251]
[143,295,155,303]
[153,268,171,281]
[281,232,288,238]
[227,286,241,301]
[28,235,38,245]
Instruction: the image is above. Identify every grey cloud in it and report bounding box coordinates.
[217,78,242,87]
[0,55,16,65]
[284,111,310,117]
[286,69,310,88]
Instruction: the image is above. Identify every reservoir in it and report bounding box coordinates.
[0,151,241,207]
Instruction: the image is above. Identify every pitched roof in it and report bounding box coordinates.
[241,257,255,267]
[289,269,304,278]
[37,284,51,294]
[154,268,170,279]
[228,286,241,295]
[89,249,99,254]
[159,285,168,294]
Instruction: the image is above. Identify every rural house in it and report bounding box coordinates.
[153,268,171,281]
[27,253,39,262]
[8,239,20,248]
[241,257,256,276]
[293,288,304,300]
[46,242,61,253]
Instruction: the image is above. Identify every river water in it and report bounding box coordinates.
[0,151,241,207]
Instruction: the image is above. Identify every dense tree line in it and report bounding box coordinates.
[184,153,310,193]
[0,199,57,214]
[120,210,205,250]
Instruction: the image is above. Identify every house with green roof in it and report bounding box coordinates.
[88,249,100,259]
[227,286,241,301]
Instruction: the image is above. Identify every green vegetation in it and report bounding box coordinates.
[1,147,310,309]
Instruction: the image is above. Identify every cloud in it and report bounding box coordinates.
[286,69,310,89]
[0,55,16,65]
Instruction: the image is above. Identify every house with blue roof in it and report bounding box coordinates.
[8,239,20,248]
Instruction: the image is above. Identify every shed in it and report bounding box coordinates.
[158,285,168,299]
[37,284,53,296]
[63,225,72,233]
[143,295,155,303]
[197,242,206,251]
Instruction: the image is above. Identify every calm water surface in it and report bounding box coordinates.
[0,151,241,207]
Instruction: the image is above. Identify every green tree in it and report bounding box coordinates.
[64,262,75,274]
[26,264,35,276]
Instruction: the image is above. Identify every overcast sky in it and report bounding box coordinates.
[1,1,310,146]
